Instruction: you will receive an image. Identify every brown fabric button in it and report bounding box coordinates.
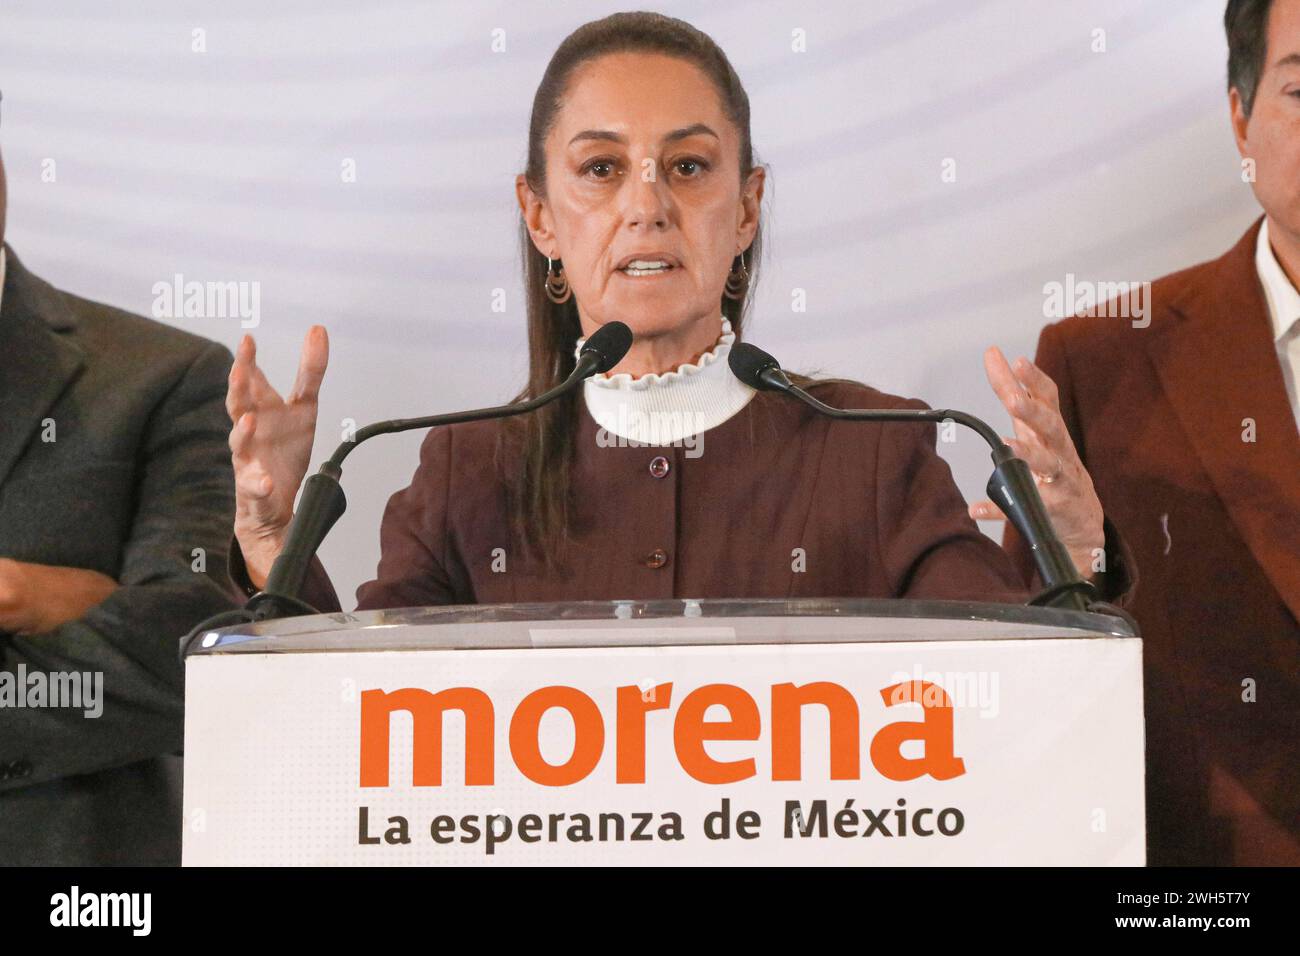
[642,548,669,569]
[648,455,670,478]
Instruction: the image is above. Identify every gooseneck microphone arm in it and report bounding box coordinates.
[240,320,634,623]
[729,343,1096,612]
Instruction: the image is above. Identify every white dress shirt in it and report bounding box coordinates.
[1256,218,1300,431]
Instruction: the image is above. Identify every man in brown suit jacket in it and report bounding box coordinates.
[1004,0,1300,866]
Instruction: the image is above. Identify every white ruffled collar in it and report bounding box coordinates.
[573,316,756,443]
[575,317,737,389]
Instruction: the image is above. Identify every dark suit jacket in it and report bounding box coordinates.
[0,247,237,865]
[1004,218,1300,866]
[229,379,1132,612]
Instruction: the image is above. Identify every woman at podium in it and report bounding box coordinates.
[224,12,1130,611]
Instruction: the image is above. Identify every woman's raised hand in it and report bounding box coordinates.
[969,345,1106,581]
[226,326,329,589]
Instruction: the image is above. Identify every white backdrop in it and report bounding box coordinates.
[0,0,1259,602]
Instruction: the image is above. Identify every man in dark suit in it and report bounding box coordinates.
[996,0,1300,865]
[0,140,238,863]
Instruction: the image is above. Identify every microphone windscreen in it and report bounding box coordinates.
[581,321,634,373]
[728,341,781,390]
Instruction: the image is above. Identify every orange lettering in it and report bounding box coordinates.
[509,686,604,786]
[359,687,493,787]
[674,684,760,784]
[616,682,673,783]
[869,681,965,781]
[771,681,860,781]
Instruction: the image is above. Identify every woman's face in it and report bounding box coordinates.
[519,52,764,342]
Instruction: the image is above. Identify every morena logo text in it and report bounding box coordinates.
[359,680,966,787]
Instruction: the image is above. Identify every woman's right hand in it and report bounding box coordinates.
[226,326,329,589]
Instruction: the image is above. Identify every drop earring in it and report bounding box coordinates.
[723,251,750,301]
[545,256,572,304]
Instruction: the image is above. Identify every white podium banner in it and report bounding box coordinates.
[182,636,1144,865]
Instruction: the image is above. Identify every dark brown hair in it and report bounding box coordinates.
[500,11,839,569]
[1226,0,1275,117]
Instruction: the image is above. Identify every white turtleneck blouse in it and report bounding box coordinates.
[573,316,757,444]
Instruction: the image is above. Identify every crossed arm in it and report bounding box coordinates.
[0,559,118,636]
[0,341,238,789]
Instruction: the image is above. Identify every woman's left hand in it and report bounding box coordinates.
[968,346,1106,580]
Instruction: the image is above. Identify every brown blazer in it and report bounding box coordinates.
[1005,218,1300,866]
[231,378,1133,615]
[230,379,1130,611]
[282,382,1050,610]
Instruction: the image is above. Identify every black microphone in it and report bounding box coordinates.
[729,342,1096,612]
[227,321,632,628]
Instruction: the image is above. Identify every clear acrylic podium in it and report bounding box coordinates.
[182,598,1144,866]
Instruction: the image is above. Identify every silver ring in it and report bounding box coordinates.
[1036,456,1063,484]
